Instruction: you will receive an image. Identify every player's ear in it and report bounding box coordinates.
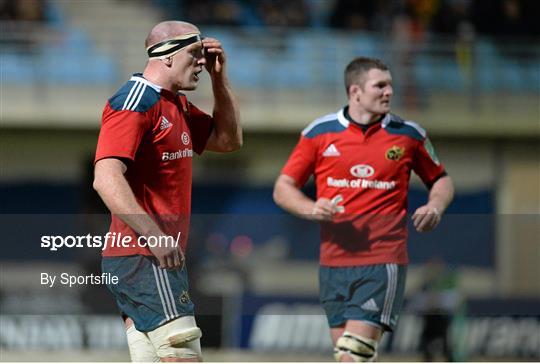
[349,84,361,99]
[162,56,173,67]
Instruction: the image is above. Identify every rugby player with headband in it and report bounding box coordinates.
[94,21,241,362]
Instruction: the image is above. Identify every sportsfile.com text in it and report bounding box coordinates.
[40,232,181,251]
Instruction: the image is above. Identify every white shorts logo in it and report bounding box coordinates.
[350,164,375,178]
[181,132,190,145]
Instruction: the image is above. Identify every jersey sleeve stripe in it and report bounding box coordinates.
[126,82,145,111]
[404,120,426,139]
[123,81,143,111]
[126,81,144,110]
[122,81,140,110]
[108,76,161,112]
[301,113,337,136]
[301,108,350,137]
[382,114,426,141]
[129,83,147,111]
[129,75,162,93]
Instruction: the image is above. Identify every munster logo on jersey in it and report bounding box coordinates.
[385,145,405,161]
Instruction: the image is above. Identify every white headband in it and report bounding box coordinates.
[146,33,202,59]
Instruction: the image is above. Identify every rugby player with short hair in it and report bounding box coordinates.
[273,57,454,362]
[93,20,241,362]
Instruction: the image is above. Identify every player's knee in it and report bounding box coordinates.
[126,324,160,362]
[334,331,378,362]
[147,316,203,361]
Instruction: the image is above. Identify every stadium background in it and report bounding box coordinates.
[1,0,539,361]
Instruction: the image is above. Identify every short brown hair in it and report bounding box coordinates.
[344,57,389,94]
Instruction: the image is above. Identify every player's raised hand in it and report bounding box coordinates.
[412,205,441,232]
[202,37,226,75]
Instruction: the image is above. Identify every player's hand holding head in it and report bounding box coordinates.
[202,37,226,75]
[412,204,441,232]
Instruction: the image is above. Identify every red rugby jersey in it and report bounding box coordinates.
[282,108,446,266]
[95,74,213,256]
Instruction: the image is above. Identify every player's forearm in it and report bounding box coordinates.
[210,74,242,151]
[94,165,163,237]
[273,175,315,219]
[427,176,454,214]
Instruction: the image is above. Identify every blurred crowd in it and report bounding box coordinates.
[2,0,538,38]
[0,0,47,50]
[328,0,539,37]
[165,0,540,37]
[0,0,44,22]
